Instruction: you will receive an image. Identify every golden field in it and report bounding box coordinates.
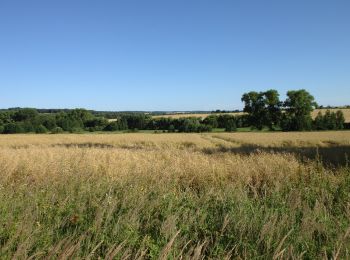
[0,132,350,259]
[152,108,350,122]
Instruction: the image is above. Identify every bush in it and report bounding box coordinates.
[202,115,218,128]
[69,127,84,133]
[168,124,175,132]
[51,127,64,134]
[197,124,212,132]
[84,117,108,131]
[3,123,24,134]
[41,116,57,130]
[336,110,345,129]
[21,121,35,132]
[225,119,237,132]
[35,125,48,133]
[312,110,345,130]
[103,121,123,131]
[12,108,38,122]
[281,114,312,131]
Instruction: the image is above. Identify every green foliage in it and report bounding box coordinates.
[103,117,128,131]
[241,89,328,132]
[168,124,175,132]
[336,110,345,129]
[12,108,38,122]
[313,112,325,130]
[0,111,13,125]
[21,121,35,132]
[122,114,151,129]
[85,117,108,131]
[264,89,282,130]
[148,117,213,133]
[241,90,282,130]
[51,127,64,134]
[217,115,240,131]
[3,122,24,134]
[35,125,48,133]
[55,112,79,131]
[69,127,84,133]
[313,110,345,130]
[40,115,57,130]
[225,119,237,132]
[241,91,266,130]
[282,89,316,131]
[177,118,201,132]
[0,93,347,134]
[203,115,218,128]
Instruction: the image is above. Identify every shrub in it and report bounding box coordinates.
[51,127,64,134]
[168,124,175,132]
[69,127,84,133]
[225,119,237,132]
[3,123,24,134]
[35,125,48,133]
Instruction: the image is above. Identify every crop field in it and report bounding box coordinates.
[1,132,350,259]
[152,108,350,122]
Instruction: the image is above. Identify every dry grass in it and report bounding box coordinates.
[152,109,350,122]
[208,131,350,147]
[0,132,350,259]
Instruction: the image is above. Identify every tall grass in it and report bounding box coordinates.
[0,133,350,259]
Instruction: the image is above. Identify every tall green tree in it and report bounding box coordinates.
[241,89,281,130]
[323,110,337,130]
[313,111,325,130]
[202,115,218,128]
[241,91,266,130]
[335,110,345,129]
[282,89,317,131]
[13,108,38,122]
[264,89,282,130]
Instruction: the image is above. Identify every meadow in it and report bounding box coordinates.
[1,132,350,259]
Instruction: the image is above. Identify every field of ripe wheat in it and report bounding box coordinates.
[0,132,350,259]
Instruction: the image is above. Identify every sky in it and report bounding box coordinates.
[0,0,349,111]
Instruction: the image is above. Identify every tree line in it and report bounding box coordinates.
[0,108,247,134]
[0,89,347,134]
[241,89,346,131]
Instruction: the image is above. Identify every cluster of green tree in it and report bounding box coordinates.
[313,110,345,130]
[242,89,346,131]
[0,108,152,120]
[150,117,212,132]
[211,109,241,113]
[0,89,347,134]
[0,108,244,134]
[0,108,110,134]
[317,105,350,109]
[147,114,247,132]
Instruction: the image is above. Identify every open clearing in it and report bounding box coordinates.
[152,108,350,122]
[1,132,350,258]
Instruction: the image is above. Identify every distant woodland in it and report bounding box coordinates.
[0,89,348,134]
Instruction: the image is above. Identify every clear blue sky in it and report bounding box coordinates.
[0,0,349,111]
